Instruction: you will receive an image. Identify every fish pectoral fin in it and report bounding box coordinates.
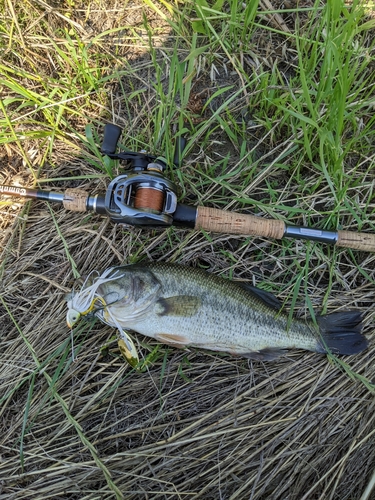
[155,333,190,349]
[156,296,201,317]
[242,347,289,361]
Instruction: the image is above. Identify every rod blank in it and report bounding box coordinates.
[3,183,375,253]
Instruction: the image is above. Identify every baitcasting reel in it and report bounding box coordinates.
[100,124,185,227]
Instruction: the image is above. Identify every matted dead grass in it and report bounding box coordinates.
[1,1,375,499]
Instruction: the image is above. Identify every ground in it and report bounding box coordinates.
[1,1,375,499]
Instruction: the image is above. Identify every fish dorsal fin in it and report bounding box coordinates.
[156,296,201,317]
[238,283,283,311]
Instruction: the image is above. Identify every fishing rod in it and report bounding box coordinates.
[1,123,375,252]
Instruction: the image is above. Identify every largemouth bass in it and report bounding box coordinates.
[66,262,367,360]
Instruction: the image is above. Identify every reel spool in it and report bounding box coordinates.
[104,169,178,227]
[134,186,164,212]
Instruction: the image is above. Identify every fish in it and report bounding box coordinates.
[66,262,368,361]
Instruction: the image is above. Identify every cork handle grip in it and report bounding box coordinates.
[337,230,375,252]
[195,206,286,239]
[63,188,89,212]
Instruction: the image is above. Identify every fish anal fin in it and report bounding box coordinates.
[156,296,201,317]
[241,347,289,361]
[155,333,190,349]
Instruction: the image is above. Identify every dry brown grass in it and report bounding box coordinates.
[1,1,375,499]
[2,199,375,499]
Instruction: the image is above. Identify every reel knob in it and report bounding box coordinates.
[101,124,122,155]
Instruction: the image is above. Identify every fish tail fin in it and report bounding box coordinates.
[316,310,367,355]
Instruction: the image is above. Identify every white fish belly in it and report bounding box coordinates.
[112,298,318,354]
